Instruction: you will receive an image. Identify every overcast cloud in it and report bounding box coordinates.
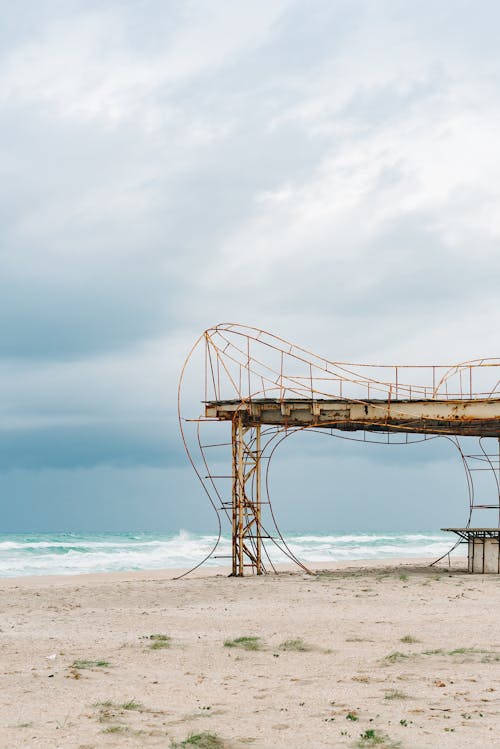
[1,1,499,531]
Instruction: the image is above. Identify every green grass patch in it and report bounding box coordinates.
[92,699,143,723]
[384,651,409,663]
[421,647,500,660]
[357,729,400,747]
[223,636,262,651]
[279,638,312,652]
[148,634,171,650]
[384,690,408,700]
[121,699,143,711]
[383,646,500,665]
[400,634,419,644]
[72,659,110,669]
[346,636,370,643]
[448,647,489,656]
[171,732,225,749]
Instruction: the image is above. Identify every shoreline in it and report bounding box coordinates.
[0,555,467,587]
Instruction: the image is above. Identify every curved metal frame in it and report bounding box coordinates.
[178,323,500,576]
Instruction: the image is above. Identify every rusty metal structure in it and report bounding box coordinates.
[178,323,500,576]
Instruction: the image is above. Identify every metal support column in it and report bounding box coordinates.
[231,414,262,576]
[498,436,500,527]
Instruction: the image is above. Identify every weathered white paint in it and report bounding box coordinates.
[206,398,500,436]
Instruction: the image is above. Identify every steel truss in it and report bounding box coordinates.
[177,323,500,577]
[231,417,262,576]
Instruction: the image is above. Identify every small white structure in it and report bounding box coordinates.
[443,528,500,574]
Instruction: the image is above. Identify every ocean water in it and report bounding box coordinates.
[0,530,459,578]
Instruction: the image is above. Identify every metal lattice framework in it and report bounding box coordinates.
[178,323,500,576]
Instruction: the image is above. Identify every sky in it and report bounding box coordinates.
[1,0,500,533]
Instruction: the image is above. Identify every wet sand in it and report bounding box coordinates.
[1,557,499,748]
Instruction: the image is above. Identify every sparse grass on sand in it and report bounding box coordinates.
[385,646,500,664]
[148,634,171,650]
[384,690,408,700]
[356,728,400,747]
[171,732,225,749]
[223,636,262,651]
[346,636,373,643]
[422,647,500,662]
[92,699,143,724]
[71,659,110,669]
[383,652,410,663]
[121,699,143,711]
[93,701,115,723]
[279,638,312,652]
[400,634,419,644]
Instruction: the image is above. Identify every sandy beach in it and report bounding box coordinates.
[1,557,499,748]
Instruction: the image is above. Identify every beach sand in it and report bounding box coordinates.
[1,557,499,748]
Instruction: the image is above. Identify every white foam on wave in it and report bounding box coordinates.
[290,533,448,544]
[0,531,457,577]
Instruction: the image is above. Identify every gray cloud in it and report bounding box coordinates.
[0,465,214,532]
[1,1,499,530]
[0,422,183,470]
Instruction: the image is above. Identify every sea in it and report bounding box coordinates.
[0,530,459,578]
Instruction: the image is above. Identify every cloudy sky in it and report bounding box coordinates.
[1,0,499,533]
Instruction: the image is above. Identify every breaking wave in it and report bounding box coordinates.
[0,530,458,577]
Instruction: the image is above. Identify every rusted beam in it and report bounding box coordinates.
[207,398,500,437]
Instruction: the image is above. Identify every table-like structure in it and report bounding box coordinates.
[442,528,500,573]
